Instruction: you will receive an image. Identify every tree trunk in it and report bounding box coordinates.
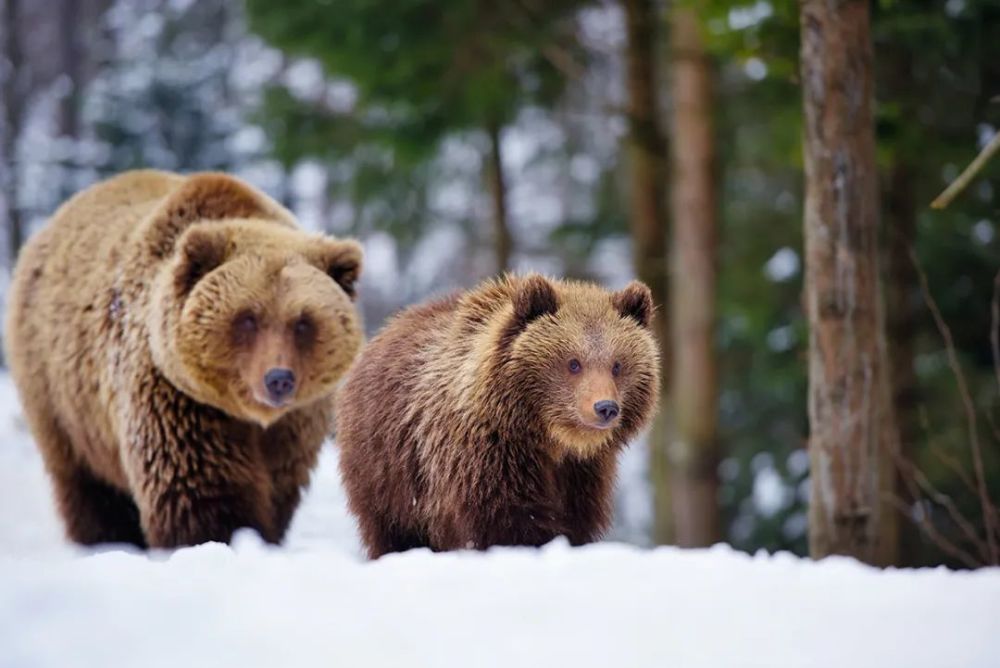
[1,0,26,267]
[622,0,672,544]
[668,6,720,548]
[800,0,899,566]
[486,121,512,273]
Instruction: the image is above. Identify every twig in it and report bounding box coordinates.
[887,496,981,569]
[931,131,1000,209]
[991,270,1000,399]
[893,436,990,564]
[911,249,999,563]
[911,466,990,563]
[929,444,978,497]
[988,270,1000,446]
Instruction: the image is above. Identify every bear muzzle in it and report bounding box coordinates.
[593,399,620,424]
[263,367,297,406]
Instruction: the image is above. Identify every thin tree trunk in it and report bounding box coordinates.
[1,0,26,267]
[884,159,920,565]
[57,0,84,203]
[881,43,920,564]
[486,121,512,273]
[668,6,720,548]
[622,0,671,544]
[800,0,899,566]
[880,43,922,566]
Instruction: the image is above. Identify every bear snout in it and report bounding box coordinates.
[264,367,297,404]
[593,399,620,424]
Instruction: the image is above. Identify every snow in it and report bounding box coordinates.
[2,371,1000,667]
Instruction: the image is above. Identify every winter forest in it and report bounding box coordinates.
[1,0,999,666]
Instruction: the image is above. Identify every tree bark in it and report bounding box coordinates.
[668,6,720,548]
[622,0,672,543]
[1,0,26,267]
[486,121,512,273]
[800,0,899,566]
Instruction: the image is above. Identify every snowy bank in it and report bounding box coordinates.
[3,540,1000,668]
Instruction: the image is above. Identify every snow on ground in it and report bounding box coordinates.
[2,373,1000,668]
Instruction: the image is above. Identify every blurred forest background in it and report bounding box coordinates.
[0,0,998,567]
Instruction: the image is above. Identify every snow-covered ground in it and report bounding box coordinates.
[2,374,1000,668]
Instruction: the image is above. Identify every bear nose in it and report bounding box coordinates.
[594,399,620,423]
[264,368,296,403]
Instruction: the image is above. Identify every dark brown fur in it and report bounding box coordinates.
[336,274,660,558]
[6,170,364,548]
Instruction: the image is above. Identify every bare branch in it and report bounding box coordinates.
[931,131,1000,209]
[911,466,990,563]
[887,496,981,569]
[991,269,1000,401]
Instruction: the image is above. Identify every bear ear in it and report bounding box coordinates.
[613,281,654,327]
[319,238,363,300]
[146,173,297,259]
[512,274,559,328]
[173,226,229,295]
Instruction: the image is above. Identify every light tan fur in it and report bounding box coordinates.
[6,170,363,547]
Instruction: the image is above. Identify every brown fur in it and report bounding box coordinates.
[336,274,660,558]
[5,170,364,548]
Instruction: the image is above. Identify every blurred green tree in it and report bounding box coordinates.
[245,0,587,272]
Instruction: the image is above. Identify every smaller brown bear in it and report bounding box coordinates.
[6,170,364,548]
[336,274,660,558]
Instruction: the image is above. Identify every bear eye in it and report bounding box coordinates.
[612,361,622,377]
[233,312,258,344]
[568,358,582,374]
[293,315,315,346]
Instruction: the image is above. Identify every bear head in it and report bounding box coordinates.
[150,218,363,427]
[503,274,660,459]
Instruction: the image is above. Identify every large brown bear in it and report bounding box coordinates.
[336,274,660,558]
[5,170,364,549]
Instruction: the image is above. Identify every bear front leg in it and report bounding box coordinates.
[140,481,275,548]
[23,405,146,547]
[121,396,275,548]
[556,452,617,546]
[52,466,147,548]
[448,452,565,550]
[464,501,564,550]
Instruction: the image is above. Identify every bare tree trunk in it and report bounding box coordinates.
[668,6,720,548]
[57,0,82,139]
[486,121,512,273]
[1,0,26,267]
[622,0,672,544]
[800,0,899,566]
